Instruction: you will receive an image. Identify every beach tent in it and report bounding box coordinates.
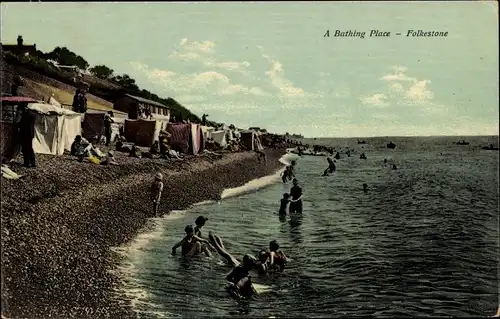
[82,113,105,140]
[28,103,82,155]
[167,123,205,155]
[211,130,227,148]
[201,125,215,140]
[239,130,264,151]
[1,96,40,161]
[124,119,162,147]
[83,111,126,143]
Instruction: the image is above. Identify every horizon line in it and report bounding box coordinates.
[302,134,500,139]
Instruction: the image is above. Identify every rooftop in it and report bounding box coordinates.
[124,94,169,109]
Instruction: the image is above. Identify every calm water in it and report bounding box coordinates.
[114,136,499,318]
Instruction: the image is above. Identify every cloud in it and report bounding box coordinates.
[258,46,306,98]
[169,38,251,75]
[389,82,404,93]
[360,93,389,106]
[130,61,267,97]
[179,38,215,54]
[405,79,435,103]
[364,66,436,107]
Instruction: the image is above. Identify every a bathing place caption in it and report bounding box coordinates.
[324,29,449,38]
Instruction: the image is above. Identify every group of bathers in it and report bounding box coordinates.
[172,216,289,299]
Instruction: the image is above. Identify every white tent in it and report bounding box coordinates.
[211,130,227,147]
[201,126,215,139]
[28,103,82,156]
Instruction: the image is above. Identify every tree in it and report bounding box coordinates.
[89,65,114,79]
[112,74,139,91]
[44,46,89,70]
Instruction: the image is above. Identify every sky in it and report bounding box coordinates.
[1,1,498,137]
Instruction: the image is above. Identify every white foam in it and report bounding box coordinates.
[221,153,297,200]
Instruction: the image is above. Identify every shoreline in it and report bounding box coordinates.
[1,148,286,318]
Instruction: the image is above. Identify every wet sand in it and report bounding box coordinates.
[1,148,285,318]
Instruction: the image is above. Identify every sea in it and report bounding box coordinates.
[113,135,499,318]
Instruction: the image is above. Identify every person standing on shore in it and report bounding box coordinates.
[104,111,114,146]
[150,173,164,216]
[289,178,303,214]
[18,105,37,168]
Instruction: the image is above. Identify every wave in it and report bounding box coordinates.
[220,153,298,199]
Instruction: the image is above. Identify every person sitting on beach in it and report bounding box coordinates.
[289,178,303,214]
[70,135,83,156]
[100,150,118,166]
[268,240,289,271]
[150,173,164,216]
[129,144,142,158]
[172,225,213,257]
[150,140,160,156]
[392,164,397,170]
[194,216,208,238]
[279,193,290,215]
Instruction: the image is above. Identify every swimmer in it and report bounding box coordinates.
[225,254,258,298]
[172,225,214,257]
[322,168,329,176]
[279,193,291,215]
[363,183,368,192]
[282,166,291,183]
[194,216,208,238]
[268,240,288,271]
[208,233,274,274]
[326,157,336,173]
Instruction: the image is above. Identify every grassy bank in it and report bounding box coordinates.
[1,148,286,318]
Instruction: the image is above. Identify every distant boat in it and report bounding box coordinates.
[357,140,368,144]
[482,144,499,151]
[456,140,470,145]
[387,142,396,149]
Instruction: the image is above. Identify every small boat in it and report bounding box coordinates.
[482,144,499,151]
[387,142,396,149]
[357,140,368,144]
[456,140,469,145]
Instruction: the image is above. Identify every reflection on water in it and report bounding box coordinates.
[115,136,499,318]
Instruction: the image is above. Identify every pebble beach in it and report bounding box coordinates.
[1,148,286,318]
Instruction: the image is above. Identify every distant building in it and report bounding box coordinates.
[1,35,37,56]
[114,93,170,121]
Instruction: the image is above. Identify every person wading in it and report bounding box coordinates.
[289,178,303,214]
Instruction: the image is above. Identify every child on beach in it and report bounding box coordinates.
[172,225,213,257]
[150,173,164,216]
[279,193,291,215]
